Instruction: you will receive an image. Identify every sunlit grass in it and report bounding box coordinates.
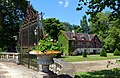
[75,68,120,78]
[60,53,120,62]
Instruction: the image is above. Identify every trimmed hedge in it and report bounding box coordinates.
[113,48,120,56]
[82,49,87,57]
[0,48,3,52]
[100,48,107,57]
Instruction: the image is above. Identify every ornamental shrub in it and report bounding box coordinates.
[113,48,120,56]
[82,49,87,57]
[100,48,107,57]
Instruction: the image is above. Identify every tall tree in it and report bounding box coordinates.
[90,12,120,52]
[73,25,82,33]
[90,12,110,40]
[62,22,73,31]
[43,18,65,40]
[77,0,120,19]
[0,0,28,51]
[77,0,120,51]
[80,15,89,33]
[62,22,82,33]
[104,19,120,52]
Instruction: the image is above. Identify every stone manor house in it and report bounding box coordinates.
[58,30,102,55]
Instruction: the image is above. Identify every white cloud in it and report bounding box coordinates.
[58,1,63,5]
[64,0,69,7]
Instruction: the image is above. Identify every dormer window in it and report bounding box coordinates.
[73,36,77,40]
[73,38,76,40]
[81,37,85,41]
[81,38,84,40]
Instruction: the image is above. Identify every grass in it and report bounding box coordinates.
[60,53,120,62]
[75,68,120,78]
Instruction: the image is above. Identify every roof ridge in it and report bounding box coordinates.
[62,31,96,41]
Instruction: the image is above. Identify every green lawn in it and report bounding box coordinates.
[60,53,120,62]
[75,68,120,78]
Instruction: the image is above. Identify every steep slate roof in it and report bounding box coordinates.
[64,31,95,41]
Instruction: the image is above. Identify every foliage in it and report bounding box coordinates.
[0,0,29,51]
[58,31,69,55]
[73,25,83,33]
[0,48,3,52]
[76,0,120,19]
[103,19,120,52]
[100,48,107,57]
[33,34,59,52]
[62,22,73,31]
[43,18,65,40]
[82,49,87,57]
[62,22,82,33]
[113,48,120,56]
[80,15,89,33]
[76,0,120,52]
[90,12,110,40]
[75,68,120,78]
[90,12,120,52]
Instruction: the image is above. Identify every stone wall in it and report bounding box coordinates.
[73,48,102,55]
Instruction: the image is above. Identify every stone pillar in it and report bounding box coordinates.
[6,54,9,59]
[13,54,15,59]
[1,55,3,59]
[38,64,42,71]
[15,55,19,64]
[53,63,57,73]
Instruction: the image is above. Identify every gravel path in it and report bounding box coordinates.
[0,62,48,78]
[71,59,120,72]
[0,59,120,78]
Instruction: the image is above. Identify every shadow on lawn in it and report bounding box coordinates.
[75,68,120,78]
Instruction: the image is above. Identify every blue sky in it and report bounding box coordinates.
[28,0,87,25]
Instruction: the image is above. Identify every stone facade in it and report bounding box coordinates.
[73,48,102,55]
[58,30,102,55]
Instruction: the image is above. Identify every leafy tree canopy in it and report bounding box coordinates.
[0,0,29,51]
[62,22,82,33]
[104,20,120,52]
[90,11,120,52]
[73,25,83,33]
[77,0,120,19]
[43,18,65,40]
[90,12,110,40]
[80,15,89,33]
[62,22,73,31]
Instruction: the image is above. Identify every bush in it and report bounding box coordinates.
[100,48,107,57]
[55,53,62,58]
[72,51,81,56]
[72,52,78,56]
[0,48,3,52]
[82,49,87,57]
[32,34,60,52]
[113,48,120,56]
[0,47,7,52]
[74,75,80,78]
